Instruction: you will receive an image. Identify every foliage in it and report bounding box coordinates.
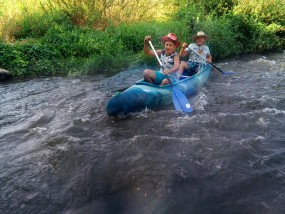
[223,13,282,53]
[0,0,284,79]
[233,0,285,25]
[171,0,284,55]
[0,42,63,78]
[0,0,43,41]
[169,0,236,18]
[42,0,161,28]
[13,10,72,40]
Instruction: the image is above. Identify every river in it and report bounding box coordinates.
[0,52,285,214]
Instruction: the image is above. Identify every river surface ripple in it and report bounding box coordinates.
[0,52,285,214]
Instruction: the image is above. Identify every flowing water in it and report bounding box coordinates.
[0,52,285,214]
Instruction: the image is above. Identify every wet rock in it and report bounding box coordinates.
[0,68,12,81]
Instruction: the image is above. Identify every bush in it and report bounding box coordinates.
[224,13,283,53]
[0,42,64,78]
[233,0,285,25]
[0,43,29,77]
[0,0,284,79]
[9,10,72,40]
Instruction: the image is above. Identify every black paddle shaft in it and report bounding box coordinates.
[209,62,225,74]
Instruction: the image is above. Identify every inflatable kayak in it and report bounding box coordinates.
[106,64,212,116]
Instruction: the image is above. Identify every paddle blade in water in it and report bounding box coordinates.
[222,71,234,75]
[172,87,193,113]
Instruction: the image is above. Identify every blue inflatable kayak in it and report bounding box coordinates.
[106,64,212,116]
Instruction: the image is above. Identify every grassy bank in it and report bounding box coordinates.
[0,0,284,79]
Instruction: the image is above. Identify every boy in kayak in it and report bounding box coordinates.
[143,33,180,85]
[178,31,212,76]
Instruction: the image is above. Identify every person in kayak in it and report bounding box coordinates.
[143,33,181,85]
[178,31,212,76]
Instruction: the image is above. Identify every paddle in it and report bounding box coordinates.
[148,40,192,113]
[189,47,233,75]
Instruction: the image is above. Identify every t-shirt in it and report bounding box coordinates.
[185,43,210,63]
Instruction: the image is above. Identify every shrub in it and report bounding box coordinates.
[0,42,63,78]
[224,13,283,53]
[0,43,29,77]
[233,0,285,25]
[13,10,72,40]
[0,0,284,79]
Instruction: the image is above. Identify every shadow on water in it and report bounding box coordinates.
[0,52,285,214]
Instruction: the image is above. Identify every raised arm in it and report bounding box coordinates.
[179,42,189,57]
[144,36,161,57]
[144,36,153,56]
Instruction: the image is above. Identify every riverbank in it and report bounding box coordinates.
[0,1,284,80]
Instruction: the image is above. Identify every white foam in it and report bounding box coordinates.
[263,108,285,115]
[255,117,268,127]
[255,136,265,141]
[191,88,208,111]
[260,95,277,104]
